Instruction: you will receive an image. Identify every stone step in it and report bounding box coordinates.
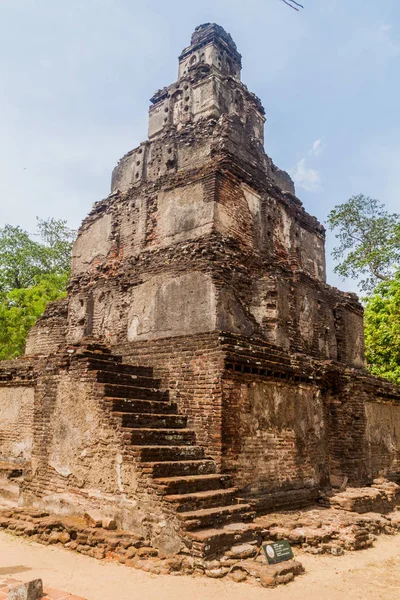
[124,428,196,446]
[97,371,161,389]
[144,459,216,478]
[153,474,231,495]
[85,358,153,378]
[115,412,187,429]
[179,503,254,531]
[237,487,320,515]
[104,383,169,401]
[129,445,205,462]
[108,398,179,414]
[72,347,120,361]
[185,522,261,559]
[164,488,239,512]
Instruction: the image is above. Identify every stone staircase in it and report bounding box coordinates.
[79,345,257,558]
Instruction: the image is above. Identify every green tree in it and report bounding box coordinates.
[35,217,76,276]
[364,273,400,385]
[0,225,43,291]
[0,218,75,359]
[327,194,400,292]
[0,218,75,292]
[328,195,400,384]
[0,274,68,360]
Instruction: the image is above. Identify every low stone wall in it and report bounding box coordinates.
[326,375,400,486]
[0,357,37,468]
[254,504,400,556]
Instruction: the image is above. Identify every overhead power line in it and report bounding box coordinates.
[281,0,304,10]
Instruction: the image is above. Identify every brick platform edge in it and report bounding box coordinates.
[0,507,304,587]
[1,502,400,585]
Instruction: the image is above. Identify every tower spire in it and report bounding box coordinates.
[178,23,242,81]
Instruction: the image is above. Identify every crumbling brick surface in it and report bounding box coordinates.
[25,299,68,357]
[0,359,36,466]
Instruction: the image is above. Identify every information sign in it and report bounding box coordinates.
[262,541,294,565]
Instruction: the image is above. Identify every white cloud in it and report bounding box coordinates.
[377,23,400,58]
[309,139,324,157]
[378,24,392,35]
[290,158,321,193]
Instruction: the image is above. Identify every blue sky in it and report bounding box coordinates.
[1,0,399,292]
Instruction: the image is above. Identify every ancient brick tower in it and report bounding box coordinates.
[1,24,400,556]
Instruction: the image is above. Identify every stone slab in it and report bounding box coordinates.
[7,580,42,600]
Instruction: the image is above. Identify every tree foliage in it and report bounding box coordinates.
[0,218,75,292]
[328,194,400,384]
[0,218,75,359]
[327,194,400,292]
[0,274,68,360]
[364,273,400,385]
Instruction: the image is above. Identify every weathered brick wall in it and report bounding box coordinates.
[365,401,400,480]
[325,375,400,486]
[66,161,365,368]
[20,351,184,552]
[0,359,36,465]
[0,386,34,464]
[22,356,141,524]
[325,387,368,486]
[25,298,68,356]
[121,333,328,496]
[221,377,328,494]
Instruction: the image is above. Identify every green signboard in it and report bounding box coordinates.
[262,541,294,565]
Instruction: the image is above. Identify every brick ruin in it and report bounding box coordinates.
[1,23,400,559]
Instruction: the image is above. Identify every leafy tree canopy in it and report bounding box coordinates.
[364,273,400,385]
[0,273,68,360]
[0,218,75,359]
[0,218,75,292]
[327,194,400,292]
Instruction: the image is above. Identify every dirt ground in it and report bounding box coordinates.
[0,530,399,600]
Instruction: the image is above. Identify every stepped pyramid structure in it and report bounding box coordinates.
[1,23,400,556]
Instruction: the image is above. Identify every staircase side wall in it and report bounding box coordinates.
[0,353,183,553]
[19,357,184,552]
[22,359,136,511]
[118,333,226,465]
